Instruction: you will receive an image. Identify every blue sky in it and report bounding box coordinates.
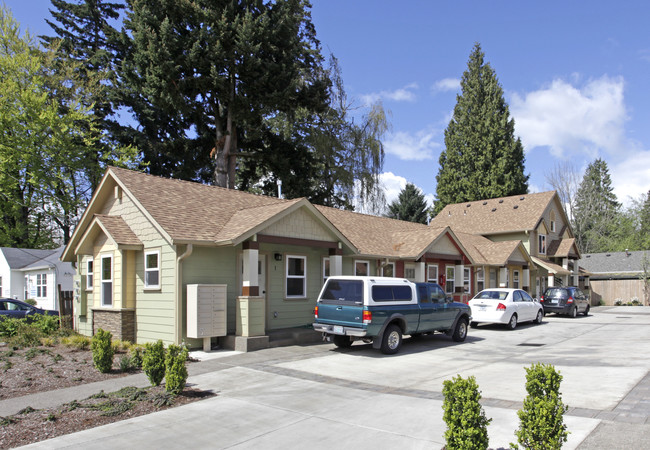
[7,0,650,209]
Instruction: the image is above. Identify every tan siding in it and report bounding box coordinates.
[432,235,462,256]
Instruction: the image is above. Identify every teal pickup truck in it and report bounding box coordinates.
[313,276,472,354]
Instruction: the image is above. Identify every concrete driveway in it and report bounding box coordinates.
[22,306,650,449]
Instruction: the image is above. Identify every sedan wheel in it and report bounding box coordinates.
[534,309,543,324]
[507,314,518,330]
[583,305,590,316]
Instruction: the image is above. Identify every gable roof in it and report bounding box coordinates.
[0,247,60,269]
[547,238,580,258]
[315,205,472,261]
[453,232,533,266]
[63,167,355,261]
[431,191,558,235]
[580,251,648,278]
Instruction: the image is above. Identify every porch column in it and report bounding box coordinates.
[329,248,343,276]
[415,262,426,283]
[562,258,569,270]
[523,268,530,291]
[573,260,579,286]
[242,241,259,296]
[548,274,555,287]
[455,263,464,293]
[499,267,508,287]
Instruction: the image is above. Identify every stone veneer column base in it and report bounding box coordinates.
[92,309,136,343]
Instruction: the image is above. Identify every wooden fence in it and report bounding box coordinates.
[58,285,73,329]
[589,279,647,305]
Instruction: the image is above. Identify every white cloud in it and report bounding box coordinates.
[510,76,627,159]
[432,77,460,93]
[609,149,650,206]
[360,82,418,105]
[379,172,434,210]
[384,128,440,161]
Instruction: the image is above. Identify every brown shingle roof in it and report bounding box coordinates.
[547,238,578,258]
[431,191,557,234]
[453,231,525,266]
[109,167,299,244]
[315,205,455,259]
[94,214,142,246]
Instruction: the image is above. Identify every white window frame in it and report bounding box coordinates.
[286,255,306,298]
[86,258,93,291]
[476,267,485,292]
[36,273,47,298]
[24,276,28,300]
[404,263,416,281]
[427,264,439,283]
[550,212,556,232]
[382,262,395,277]
[355,260,369,276]
[445,266,455,294]
[144,250,161,289]
[513,270,520,289]
[101,254,113,307]
[322,257,330,284]
[463,268,471,293]
[539,234,547,255]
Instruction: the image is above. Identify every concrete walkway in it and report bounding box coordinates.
[2,306,649,449]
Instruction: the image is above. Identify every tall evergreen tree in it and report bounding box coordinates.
[434,43,528,214]
[42,0,125,191]
[573,158,621,253]
[119,0,330,186]
[639,190,650,244]
[386,183,428,224]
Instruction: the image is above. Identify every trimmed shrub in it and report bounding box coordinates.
[91,329,114,373]
[442,375,491,450]
[24,299,37,306]
[164,344,189,395]
[513,363,569,449]
[31,314,60,335]
[142,340,166,386]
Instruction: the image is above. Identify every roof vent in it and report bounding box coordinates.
[606,253,611,257]
[586,255,591,258]
[448,211,451,216]
[483,201,487,205]
[513,205,519,209]
[467,204,471,207]
[491,208,497,212]
[499,199,504,203]
[520,196,525,200]
[464,210,467,215]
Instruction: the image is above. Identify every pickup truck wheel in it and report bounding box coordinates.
[507,314,518,330]
[380,324,402,355]
[451,317,468,342]
[333,335,353,348]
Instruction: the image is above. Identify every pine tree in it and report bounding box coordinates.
[119,0,330,186]
[386,183,428,224]
[434,43,528,214]
[573,158,621,253]
[639,190,650,245]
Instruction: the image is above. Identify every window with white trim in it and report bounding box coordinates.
[476,267,485,292]
[382,262,395,277]
[322,257,330,284]
[550,211,556,232]
[86,259,93,291]
[513,270,520,289]
[538,234,546,255]
[286,255,306,298]
[144,250,160,288]
[445,266,455,294]
[101,254,113,306]
[355,260,369,276]
[404,263,415,281]
[427,264,438,283]
[464,268,471,293]
[36,274,47,298]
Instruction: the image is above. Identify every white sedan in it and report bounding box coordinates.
[469,288,543,330]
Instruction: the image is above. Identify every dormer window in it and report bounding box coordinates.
[538,234,547,255]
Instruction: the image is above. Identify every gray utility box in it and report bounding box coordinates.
[187,284,227,339]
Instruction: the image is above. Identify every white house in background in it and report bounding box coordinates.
[0,247,76,310]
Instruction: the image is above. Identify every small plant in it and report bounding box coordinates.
[119,354,137,372]
[24,298,37,306]
[614,298,623,306]
[164,344,189,395]
[142,340,166,386]
[129,345,144,369]
[442,374,491,450]
[62,334,91,350]
[111,339,132,353]
[91,328,114,373]
[40,336,56,347]
[631,297,641,306]
[31,314,60,335]
[513,363,569,449]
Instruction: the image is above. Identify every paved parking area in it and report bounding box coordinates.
[21,306,650,449]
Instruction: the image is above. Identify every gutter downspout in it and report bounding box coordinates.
[175,244,193,345]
